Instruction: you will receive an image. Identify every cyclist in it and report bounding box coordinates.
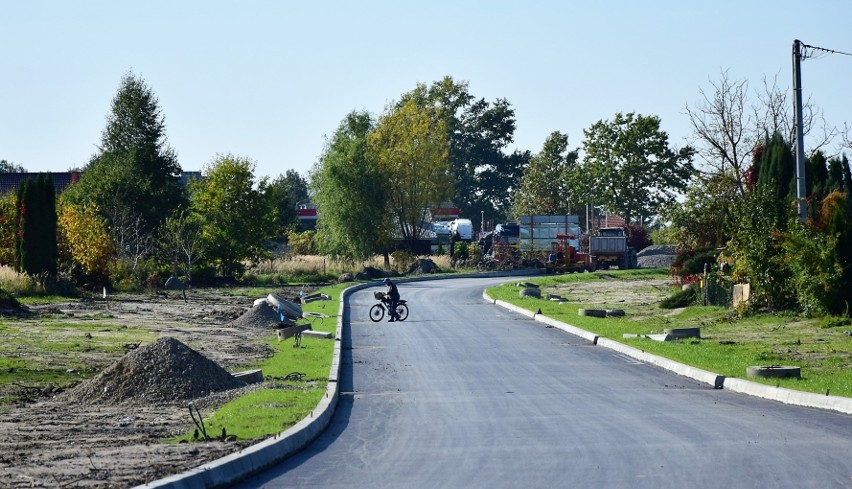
[383,277,401,322]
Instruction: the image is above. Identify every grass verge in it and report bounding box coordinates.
[172,282,348,442]
[488,270,852,398]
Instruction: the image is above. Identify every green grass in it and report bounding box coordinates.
[173,388,326,442]
[15,295,77,306]
[172,282,350,442]
[0,318,156,404]
[488,270,852,398]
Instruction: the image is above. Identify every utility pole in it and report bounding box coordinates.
[792,39,807,222]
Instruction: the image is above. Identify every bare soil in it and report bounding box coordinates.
[0,288,301,488]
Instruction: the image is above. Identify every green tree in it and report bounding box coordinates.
[400,77,525,228]
[580,112,695,224]
[311,111,389,262]
[806,150,830,221]
[368,100,452,251]
[753,132,795,226]
[816,191,852,313]
[156,210,205,284]
[190,154,275,277]
[64,72,185,236]
[663,173,738,249]
[723,184,792,310]
[825,154,851,194]
[0,160,26,173]
[15,174,57,276]
[266,169,310,233]
[513,131,578,216]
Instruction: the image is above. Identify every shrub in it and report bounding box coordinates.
[0,286,21,310]
[780,220,844,317]
[660,286,699,309]
[453,241,469,262]
[626,223,652,252]
[286,230,316,256]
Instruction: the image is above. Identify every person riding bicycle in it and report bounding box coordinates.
[383,277,401,322]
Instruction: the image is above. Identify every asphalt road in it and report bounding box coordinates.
[235,276,852,488]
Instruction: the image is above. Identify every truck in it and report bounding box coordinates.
[588,227,637,270]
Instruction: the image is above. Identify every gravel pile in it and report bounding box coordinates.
[637,244,678,269]
[230,301,292,328]
[61,337,245,406]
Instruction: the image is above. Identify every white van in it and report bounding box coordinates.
[449,218,473,241]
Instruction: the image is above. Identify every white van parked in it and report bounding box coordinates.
[449,218,473,241]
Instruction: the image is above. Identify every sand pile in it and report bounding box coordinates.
[230,301,294,328]
[61,337,245,406]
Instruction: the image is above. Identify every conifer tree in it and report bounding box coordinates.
[15,174,57,276]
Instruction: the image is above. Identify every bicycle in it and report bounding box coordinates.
[369,291,409,322]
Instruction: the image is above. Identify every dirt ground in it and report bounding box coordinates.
[0,288,301,489]
[548,274,672,315]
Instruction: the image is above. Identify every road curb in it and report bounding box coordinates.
[484,290,852,415]
[133,282,368,489]
[137,271,543,488]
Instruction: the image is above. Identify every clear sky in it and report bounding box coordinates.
[2,1,851,181]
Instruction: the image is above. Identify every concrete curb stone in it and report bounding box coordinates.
[484,290,852,415]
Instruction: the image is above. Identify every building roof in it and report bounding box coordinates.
[0,172,80,196]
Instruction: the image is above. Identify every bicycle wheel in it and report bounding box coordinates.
[369,304,385,322]
[395,303,409,321]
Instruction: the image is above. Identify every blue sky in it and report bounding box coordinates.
[2,1,851,181]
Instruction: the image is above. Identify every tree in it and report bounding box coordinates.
[722,184,792,310]
[266,169,310,233]
[400,77,525,228]
[57,197,112,283]
[156,210,205,284]
[368,100,452,251]
[15,174,57,276]
[754,132,796,226]
[190,154,275,277]
[0,160,26,173]
[580,113,695,225]
[513,131,578,216]
[662,173,739,249]
[0,192,15,265]
[311,111,390,262]
[684,70,844,194]
[64,72,185,237]
[683,70,751,190]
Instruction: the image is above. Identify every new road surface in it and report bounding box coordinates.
[234,276,852,488]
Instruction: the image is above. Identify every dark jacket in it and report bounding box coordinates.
[386,280,400,300]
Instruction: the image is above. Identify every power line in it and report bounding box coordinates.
[801,43,852,60]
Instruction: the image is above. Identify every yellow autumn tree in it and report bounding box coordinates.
[0,192,16,266]
[57,197,113,280]
[368,100,452,251]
